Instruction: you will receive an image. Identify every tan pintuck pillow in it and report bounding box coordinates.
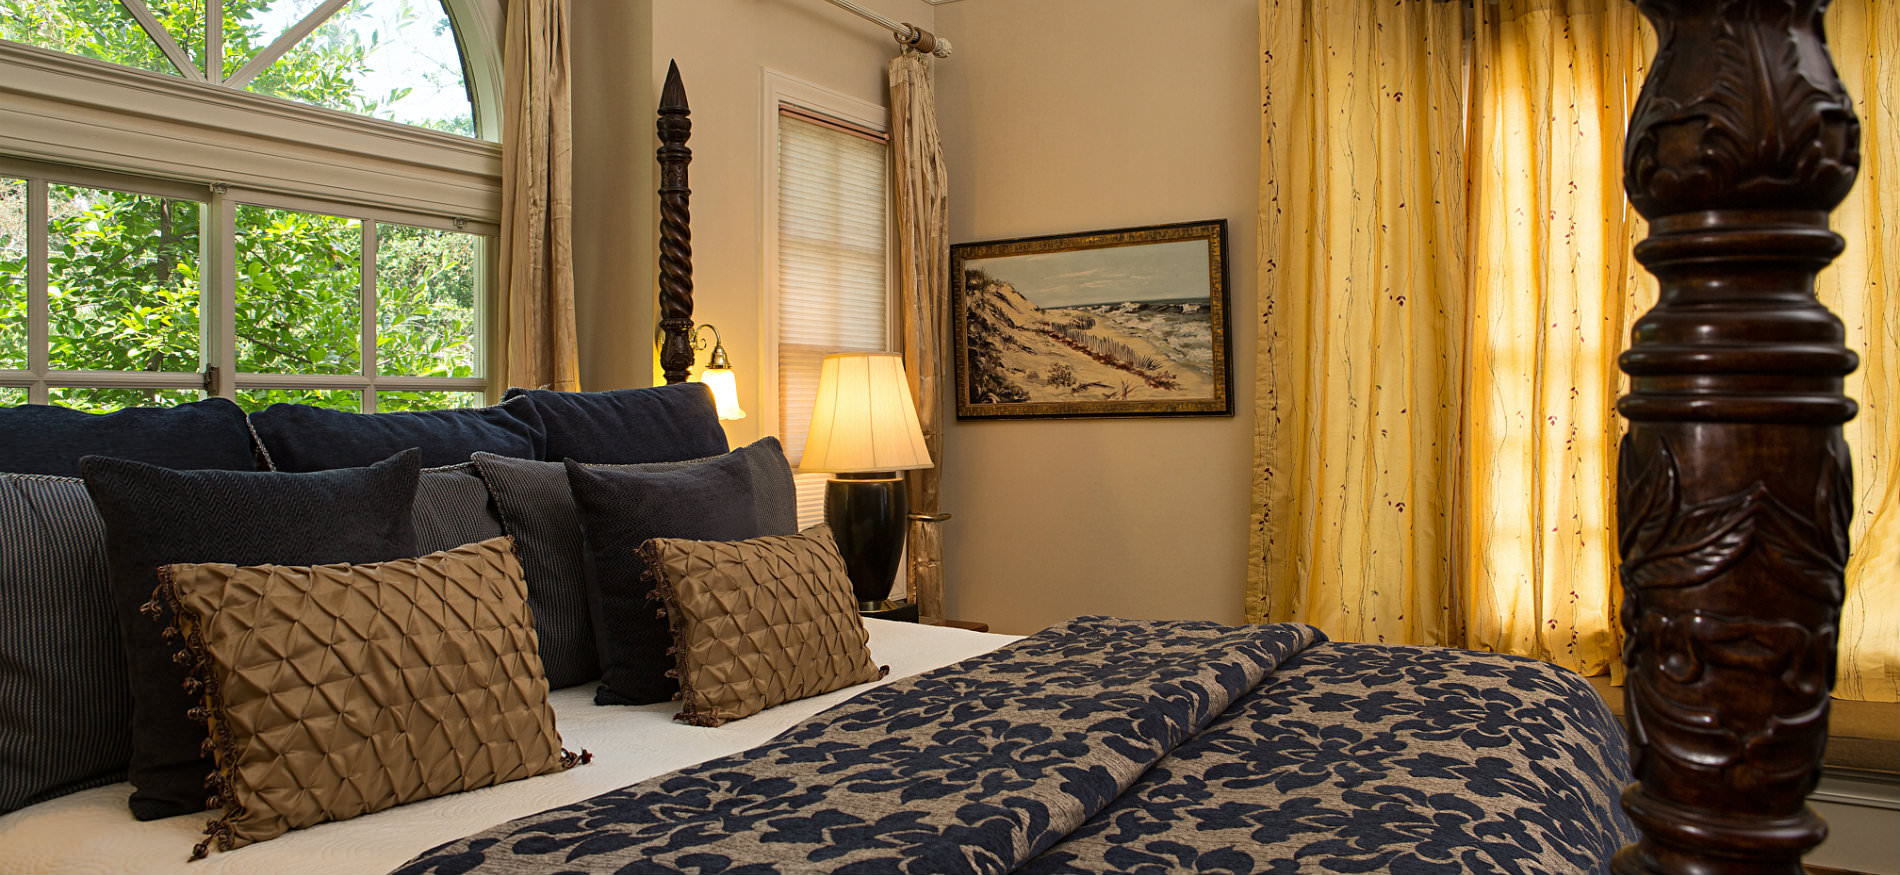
[639,525,887,727]
[156,536,582,861]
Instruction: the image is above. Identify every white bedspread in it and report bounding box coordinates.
[0,618,1017,874]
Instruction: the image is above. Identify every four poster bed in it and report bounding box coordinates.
[0,2,1861,874]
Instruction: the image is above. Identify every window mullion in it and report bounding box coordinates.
[206,0,222,82]
[362,221,377,413]
[117,0,208,83]
[25,176,46,404]
[204,187,237,399]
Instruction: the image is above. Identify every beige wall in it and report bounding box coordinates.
[933,0,1259,634]
[571,0,655,395]
[569,0,933,451]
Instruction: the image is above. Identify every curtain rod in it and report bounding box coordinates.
[820,0,953,58]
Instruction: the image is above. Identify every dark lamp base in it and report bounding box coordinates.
[825,473,908,608]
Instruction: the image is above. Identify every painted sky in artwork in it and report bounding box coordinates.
[966,239,1210,308]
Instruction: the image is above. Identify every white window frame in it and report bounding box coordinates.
[757,69,897,443]
[0,157,496,408]
[0,0,502,408]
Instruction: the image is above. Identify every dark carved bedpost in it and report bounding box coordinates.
[1615,2,1860,873]
[657,60,696,385]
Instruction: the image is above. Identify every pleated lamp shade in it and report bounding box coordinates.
[800,352,933,474]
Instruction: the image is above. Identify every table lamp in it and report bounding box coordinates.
[800,352,933,611]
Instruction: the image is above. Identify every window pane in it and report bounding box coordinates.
[376,222,476,378]
[0,0,180,76]
[245,0,474,136]
[235,204,360,375]
[375,389,477,412]
[148,0,207,75]
[1,177,24,369]
[47,184,202,373]
[50,386,203,413]
[0,387,24,406]
[236,387,358,412]
[221,0,328,79]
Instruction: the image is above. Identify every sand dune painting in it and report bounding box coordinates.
[951,220,1231,419]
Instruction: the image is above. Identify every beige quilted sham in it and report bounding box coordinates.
[639,525,887,727]
[156,536,578,861]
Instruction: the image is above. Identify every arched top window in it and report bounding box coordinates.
[2,0,486,139]
[0,0,501,413]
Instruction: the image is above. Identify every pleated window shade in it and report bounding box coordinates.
[775,107,891,528]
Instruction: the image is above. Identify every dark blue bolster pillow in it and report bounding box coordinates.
[248,395,546,471]
[0,398,256,476]
[503,383,728,464]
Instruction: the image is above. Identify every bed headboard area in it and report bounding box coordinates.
[1612,1,1860,872]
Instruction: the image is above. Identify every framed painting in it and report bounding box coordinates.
[951,219,1232,420]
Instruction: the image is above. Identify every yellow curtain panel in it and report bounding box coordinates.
[1827,0,1898,703]
[1252,0,1468,646]
[1458,0,1651,676]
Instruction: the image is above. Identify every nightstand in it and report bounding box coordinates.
[861,600,920,622]
[921,617,990,633]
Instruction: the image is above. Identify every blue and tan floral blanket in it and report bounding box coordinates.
[396,617,1633,875]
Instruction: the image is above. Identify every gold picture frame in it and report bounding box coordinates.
[951,220,1232,420]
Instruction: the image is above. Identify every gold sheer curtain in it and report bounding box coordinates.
[1250,0,1468,643]
[1458,0,1651,675]
[1826,0,1898,703]
[889,50,950,618]
[497,0,579,392]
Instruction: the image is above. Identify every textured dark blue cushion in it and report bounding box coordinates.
[78,450,422,821]
[470,439,796,692]
[564,451,779,706]
[0,398,257,476]
[0,474,131,814]
[248,395,545,471]
[503,384,728,464]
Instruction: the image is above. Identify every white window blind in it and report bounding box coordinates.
[775,107,889,527]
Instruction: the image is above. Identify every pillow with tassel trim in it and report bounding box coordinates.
[154,536,589,861]
[639,525,887,727]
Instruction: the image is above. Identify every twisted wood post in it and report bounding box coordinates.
[657,60,696,385]
[1614,2,1860,872]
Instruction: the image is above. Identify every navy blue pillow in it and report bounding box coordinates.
[79,450,422,821]
[503,384,728,464]
[248,396,546,471]
[563,454,765,706]
[0,398,256,476]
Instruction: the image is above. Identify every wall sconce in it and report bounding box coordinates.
[690,324,747,421]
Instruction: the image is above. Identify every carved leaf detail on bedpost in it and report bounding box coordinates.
[1615,1,1859,872]
[1625,0,1859,216]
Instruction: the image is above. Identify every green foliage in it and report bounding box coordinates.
[236,388,358,413]
[1,1,482,414]
[2,178,25,369]
[1,0,177,74]
[235,205,361,375]
[47,185,201,374]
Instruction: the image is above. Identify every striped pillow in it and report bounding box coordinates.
[0,473,131,812]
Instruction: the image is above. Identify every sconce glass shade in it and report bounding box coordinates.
[801,352,932,474]
[694,367,747,421]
